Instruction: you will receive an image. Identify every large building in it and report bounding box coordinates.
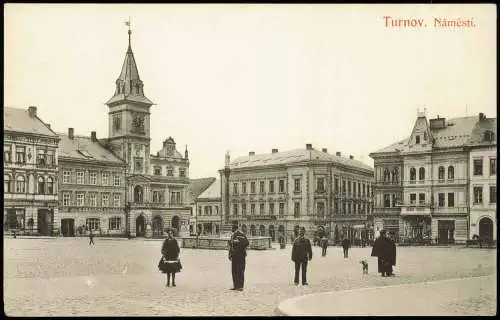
[466,114,496,241]
[370,111,496,244]
[4,106,60,236]
[220,145,374,242]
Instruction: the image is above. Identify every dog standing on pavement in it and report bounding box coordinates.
[360,260,368,274]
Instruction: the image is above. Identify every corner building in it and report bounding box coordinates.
[220,145,374,242]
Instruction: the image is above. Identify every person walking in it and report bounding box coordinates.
[320,235,328,257]
[89,229,95,246]
[160,229,181,287]
[341,237,350,258]
[371,229,396,277]
[291,227,313,285]
[228,225,249,291]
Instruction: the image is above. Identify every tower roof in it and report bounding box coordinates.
[106,24,153,106]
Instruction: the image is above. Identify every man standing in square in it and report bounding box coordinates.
[291,227,313,285]
[228,224,249,291]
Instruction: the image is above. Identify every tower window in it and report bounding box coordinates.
[113,115,121,131]
[415,135,420,144]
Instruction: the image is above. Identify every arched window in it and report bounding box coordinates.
[419,167,425,181]
[16,176,26,193]
[383,168,390,182]
[47,177,54,194]
[153,166,161,175]
[410,168,416,181]
[438,166,445,181]
[391,168,399,183]
[38,176,45,194]
[4,175,11,193]
[134,185,143,203]
[448,166,454,180]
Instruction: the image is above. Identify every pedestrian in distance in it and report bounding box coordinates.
[228,225,249,291]
[89,229,95,246]
[371,229,396,277]
[291,227,313,286]
[320,235,328,257]
[159,229,182,287]
[341,237,350,258]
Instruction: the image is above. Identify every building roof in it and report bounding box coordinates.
[187,177,217,203]
[4,107,57,137]
[230,148,373,172]
[198,179,221,199]
[57,134,124,164]
[467,118,497,147]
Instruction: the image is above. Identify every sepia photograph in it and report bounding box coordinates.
[3,3,496,316]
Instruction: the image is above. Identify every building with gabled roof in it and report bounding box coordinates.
[195,179,222,235]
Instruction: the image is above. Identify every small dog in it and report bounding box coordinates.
[360,260,368,274]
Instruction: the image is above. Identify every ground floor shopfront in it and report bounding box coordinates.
[469,210,496,242]
[4,202,59,236]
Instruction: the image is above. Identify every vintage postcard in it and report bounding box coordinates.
[3,3,496,316]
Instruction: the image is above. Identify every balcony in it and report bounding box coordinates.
[433,206,468,215]
[62,206,124,213]
[332,214,369,222]
[372,207,401,216]
[435,178,468,186]
[4,193,58,202]
[375,181,403,187]
[130,202,188,209]
[403,180,431,187]
[401,203,432,216]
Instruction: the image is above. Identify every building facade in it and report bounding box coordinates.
[187,177,217,235]
[370,111,496,244]
[220,145,374,243]
[4,106,60,236]
[195,179,222,235]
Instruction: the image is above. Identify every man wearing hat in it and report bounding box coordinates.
[291,227,313,285]
[228,224,249,291]
[371,229,397,277]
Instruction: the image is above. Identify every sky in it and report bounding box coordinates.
[4,4,497,179]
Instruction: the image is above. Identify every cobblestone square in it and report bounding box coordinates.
[3,238,497,316]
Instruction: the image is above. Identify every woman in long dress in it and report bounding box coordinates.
[160,229,181,287]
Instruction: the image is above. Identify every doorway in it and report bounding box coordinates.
[37,209,53,236]
[136,215,145,237]
[438,220,455,245]
[61,219,75,237]
[479,217,494,242]
[269,225,275,241]
[171,215,180,236]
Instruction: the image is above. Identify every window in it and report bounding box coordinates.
[447,166,454,180]
[251,204,255,215]
[410,168,416,182]
[410,193,416,205]
[259,181,264,193]
[334,200,338,213]
[37,176,45,194]
[242,203,247,215]
[391,194,397,208]
[279,203,284,216]
[342,202,346,215]
[63,171,71,183]
[216,206,219,215]
[490,186,497,204]
[63,193,70,206]
[109,217,121,231]
[233,183,238,195]
[113,115,121,132]
[269,203,275,215]
[342,181,346,194]
[76,193,84,206]
[47,177,54,194]
[198,206,202,216]
[46,150,54,165]
[113,175,120,187]
[37,149,46,165]
[438,193,445,207]
[348,182,351,196]
[170,191,181,205]
[102,173,109,186]
[152,191,160,203]
[242,182,247,194]
[353,183,356,196]
[473,186,483,204]
[335,178,339,193]
[76,171,84,184]
[269,181,274,193]
[438,166,445,181]
[358,182,361,196]
[473,159,483,176]
[102,194,109,207]
[419,193,425,205]
[167,167,174,176]
[418,167,425,181]
[317,202,325,216]
[294,202,300,217]
[233,203,238,215]
[179,168,186,177]
[353,203,357,214]
[86,218,100,231]
[384,194,390,207]
[317,178,325,192]
[490,158,496,176]
[250,182,256,193]
[279,180,285,193]
[362,184,366,196]
[89,171,97,185]
[415,135,420,144]
[89,194,97,207]
[16,176,26,193]
[259,203,265,215]
[113,194,121,207]
[447,193,454,207]
[134,158,143,173]
[4,175,11,193]
[16,146,26,163]
[484,130,495,141]
[383,168,390,182]
[294,179,301,193]
[4,145,11,163]
[347,203,351,214]
[154,167,161,175]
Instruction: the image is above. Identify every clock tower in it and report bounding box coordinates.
[106,24,154,175]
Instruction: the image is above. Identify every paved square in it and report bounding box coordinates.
[3,238,496,316]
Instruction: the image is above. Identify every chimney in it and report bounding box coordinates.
[349,155,354,160]
[91,131,97,142]
[306,143,313,150]
[322,148,328,153]
[28,106,37,118]
[272,148,278,154]
[249,151,255,156]
[335,152,341,156]
[68,128,74,139]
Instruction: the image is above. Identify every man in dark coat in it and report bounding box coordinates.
[291,227,313,285]
[320,236,328,257]
[228,225,249,291]
[89,230,95,246]
[341,237,350,258]
[371,229,396,277]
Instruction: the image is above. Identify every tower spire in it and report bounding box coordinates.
[126,17,132,52]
